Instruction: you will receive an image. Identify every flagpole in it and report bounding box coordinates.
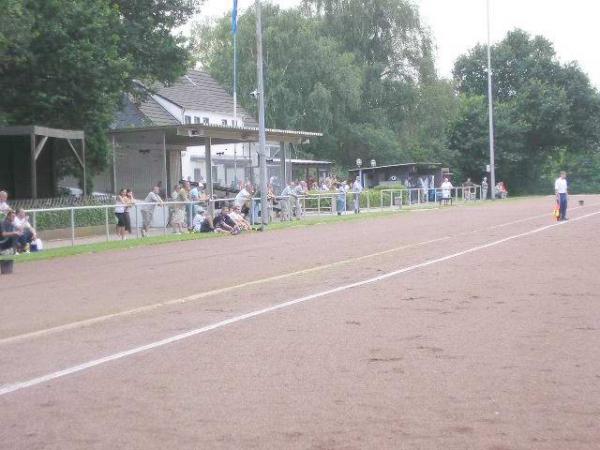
[232,0,239,188]
[255,0,268,230]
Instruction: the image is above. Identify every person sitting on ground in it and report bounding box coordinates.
[213,206,240,235]
[197,211,228,233]
[229,205,252,231]
[0,191,10,220]
[0,209,21,257]
[13,208,37,252]
[192,206,206,233]
[141,185,163,237]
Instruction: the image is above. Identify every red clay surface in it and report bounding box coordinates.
[1,196,600,449]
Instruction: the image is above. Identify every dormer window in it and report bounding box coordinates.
[202,117,209,125]
[184,115,191,124]
[193,117,200,124]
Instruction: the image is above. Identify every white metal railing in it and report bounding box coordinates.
[21,187,482,248]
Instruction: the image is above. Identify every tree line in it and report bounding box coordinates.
[2,0,599,194]
[196,0,600,194]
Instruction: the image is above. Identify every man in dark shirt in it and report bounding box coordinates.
[213,206,240,234]
[1,210,21,255]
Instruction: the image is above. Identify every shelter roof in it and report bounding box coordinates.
[0,125,84,140]
[109,123,322,146]
[348,162,442,172]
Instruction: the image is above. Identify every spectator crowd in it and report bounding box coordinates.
[1,174,503,254]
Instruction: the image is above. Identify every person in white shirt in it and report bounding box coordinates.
[234,183,254,216]
[229,205,251,230]
[554,171,568,221]
[440,178,453,205]
[13,208,37,252]
[352,178,363,213]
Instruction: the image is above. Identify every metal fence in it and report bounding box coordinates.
[24,187,482,248]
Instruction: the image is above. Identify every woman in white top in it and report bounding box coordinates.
[115,189,130,240]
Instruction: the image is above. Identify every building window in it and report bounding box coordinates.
[221,119,228,126]
[193,116,200,124]
[202,117,209,125]
[184,115,191,124]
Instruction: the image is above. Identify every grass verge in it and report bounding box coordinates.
[11,208,423,264]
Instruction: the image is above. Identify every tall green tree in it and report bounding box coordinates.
[0,0,202,178]
[195,0,455,170]
[450,29,600,193]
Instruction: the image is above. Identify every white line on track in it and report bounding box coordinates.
[1,209,598,397]
[1,201,598,346]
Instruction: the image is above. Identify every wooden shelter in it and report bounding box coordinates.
[0,126,86,199]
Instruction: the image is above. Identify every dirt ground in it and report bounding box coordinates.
[1,196,600,449]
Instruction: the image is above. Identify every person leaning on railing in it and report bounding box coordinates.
[280,181,296,221]
[141,185,164,237]
[115,188,131,240]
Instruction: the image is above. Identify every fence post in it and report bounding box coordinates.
[105,207,110,242]
[134,204,139,239]
[317,195,321,216]
[366,191,370,210]
[70,208,75,247]
[163,204,167,235]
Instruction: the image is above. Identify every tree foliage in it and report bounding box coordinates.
[451,29,600,193]
[0,0,202,177]
[194,0,456,171]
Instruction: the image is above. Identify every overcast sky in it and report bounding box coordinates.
[192,0,600,88]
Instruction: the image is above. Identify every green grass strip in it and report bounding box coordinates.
[12,208,422,264]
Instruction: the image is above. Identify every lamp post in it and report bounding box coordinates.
[255,0,268,229]
[487,0,496,199]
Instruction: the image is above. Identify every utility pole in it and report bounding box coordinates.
[487,0,496,199]
[256,0,269,229]
[233,0,239,187]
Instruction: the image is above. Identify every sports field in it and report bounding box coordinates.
[1,196,600,449]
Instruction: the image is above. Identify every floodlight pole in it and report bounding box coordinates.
[233,4,238,187]
[256,0,269,229]
[487,0,496,200]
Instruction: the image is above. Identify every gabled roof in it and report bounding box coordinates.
[154,70,258,127]
[112,94,179,129]
[113,70,258,129]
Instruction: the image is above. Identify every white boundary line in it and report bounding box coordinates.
[1,201,598,346]
[1,209,598,397]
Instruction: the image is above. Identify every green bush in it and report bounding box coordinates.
[34,208,107,231]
